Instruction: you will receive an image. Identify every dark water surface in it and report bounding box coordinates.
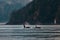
[0,25,60,40]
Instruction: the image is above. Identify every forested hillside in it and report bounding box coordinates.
[7,0,60,25]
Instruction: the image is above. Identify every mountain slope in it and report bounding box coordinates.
[6,0,59,25]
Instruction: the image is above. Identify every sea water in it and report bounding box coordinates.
[0,25,59,40]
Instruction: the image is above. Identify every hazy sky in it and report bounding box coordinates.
[0,0,33,6]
